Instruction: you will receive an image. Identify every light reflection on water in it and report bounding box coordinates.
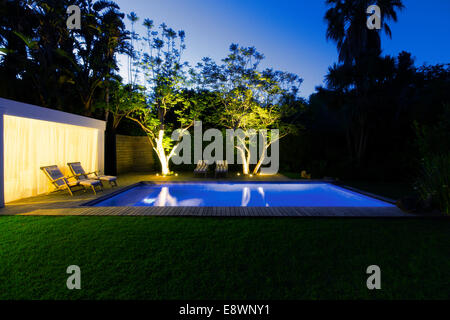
[94,183,395,208]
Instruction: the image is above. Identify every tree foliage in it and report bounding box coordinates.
[324,0,405,165]
[0,0,129,116]
[194,44,304,174]
[125,21,204,175]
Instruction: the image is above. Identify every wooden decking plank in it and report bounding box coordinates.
[253,207,263,216]
[252,207,262,216]
[166,207,177,216]
[179,206,189,216]
[188,207,198,216]
[308,207,325,217]
[178,207,187,216]
[161,206,172,216]
[17,204,406,217]
[175,207,184,216]
[279,207,291,216]
[153,207,165,216]
[270,207,282,217]
[201,207,210,216]
[285,207,297,216]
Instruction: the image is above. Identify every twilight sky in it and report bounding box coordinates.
[115,0,450,99]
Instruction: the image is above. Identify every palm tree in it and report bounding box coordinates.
[127,11,139,85]
[0,0,37,101]
[324,0,404,165]
[73,0,129,114]
[97,3,129,107]
[82,1,130,175]
[2,0,79,109]
[325,0,404,65]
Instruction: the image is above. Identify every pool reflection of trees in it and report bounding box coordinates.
[142,186,269,207]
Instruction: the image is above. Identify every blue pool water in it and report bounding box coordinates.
[92,183,394,207]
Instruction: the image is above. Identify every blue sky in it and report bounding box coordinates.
[115,0,450,99]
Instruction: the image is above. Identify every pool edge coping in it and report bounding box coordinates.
[81,180,398,208]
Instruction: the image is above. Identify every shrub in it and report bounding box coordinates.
[415,154,450,214]
[414,104,450,215]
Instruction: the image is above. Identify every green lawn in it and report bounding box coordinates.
[0,216,448,300]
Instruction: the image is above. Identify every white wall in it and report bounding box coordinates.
[0,98,106,206]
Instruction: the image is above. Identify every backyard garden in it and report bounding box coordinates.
[1,0,448,214]
[0,0,449,301]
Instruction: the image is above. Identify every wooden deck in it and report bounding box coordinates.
[20,206,407,217]
[0,172,408,217]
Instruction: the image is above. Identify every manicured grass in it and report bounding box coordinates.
[0,216,448,300]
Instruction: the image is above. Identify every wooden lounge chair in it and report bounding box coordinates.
[215,160,228,177]
[301,170,311,179]
[40,165,84,196]
[194,160,209,177]
[68,162,118,187]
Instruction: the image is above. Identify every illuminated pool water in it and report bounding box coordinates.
[92,183,394,207]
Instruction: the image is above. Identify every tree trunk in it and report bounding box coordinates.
[104,113,117,176]
[238,147,250,175]
[253,149,266,175]
[155,130,171,175]
[105,84,110,108]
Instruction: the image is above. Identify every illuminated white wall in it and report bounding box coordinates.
[0,98,106,206]
[4,116,99,202]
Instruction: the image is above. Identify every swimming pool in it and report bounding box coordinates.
[90,182,394,207]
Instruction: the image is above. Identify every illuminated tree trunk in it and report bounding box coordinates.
[237,147,250,175]
[253,140,277,175]
[154,130,171,175]
[253,132,280,175]
[253,135,268,175]
[253,151,265,175]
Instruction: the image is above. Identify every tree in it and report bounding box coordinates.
[0,0,81,110]
[96,81,146,175]
[70,1,130,174]
[0,0,38,101]
[0,0,130,117]
[95,81,146,130]
[251,71,302,174]
[73,0,129,115]
[126,11,139,85]
[126,21,202,175]
[196,44,302,175]
[325,0,404,66]
[97,3,130,108]
[414,103,450,215]
[324,0,404,164]
[199,45,265,174]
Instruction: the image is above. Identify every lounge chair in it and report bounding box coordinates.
[68,162,118,187]
[215,160,228,177]
[41,165,100,196]
[301,170,311,179]
[194,160,209,177]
